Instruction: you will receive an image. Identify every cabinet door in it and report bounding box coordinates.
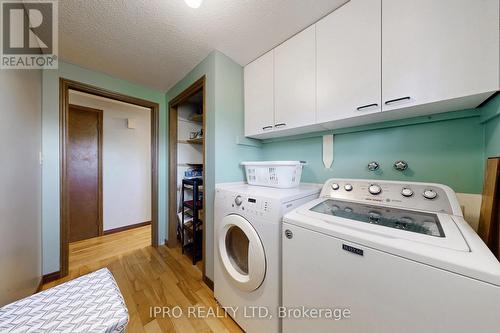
[382,0,499,112]
[244,50,274,137]
[274,25,316,131]
[317,0,381,123]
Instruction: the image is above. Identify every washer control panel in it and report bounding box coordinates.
[323,179,456,215]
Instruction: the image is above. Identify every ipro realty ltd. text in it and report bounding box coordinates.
[150,306,351,320]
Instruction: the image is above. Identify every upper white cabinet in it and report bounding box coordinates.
[317,0,382,123]
[244,0,499,139]
[274,25,316,131]
[244,50,274,137]
[382,0,499,112]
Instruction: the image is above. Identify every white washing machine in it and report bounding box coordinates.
[282,179,500,333]
[214,183,321,333]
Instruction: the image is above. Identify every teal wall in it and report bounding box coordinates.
[262,113,484,193]
[213,52,262,183]
[167,51,261,280]
[42,61,167,275]
[485,115,500,157]
[260,94,500,194]
[483,94,500,158]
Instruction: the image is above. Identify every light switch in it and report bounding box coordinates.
[127,118,136,129]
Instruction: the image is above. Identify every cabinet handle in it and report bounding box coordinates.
[356,103,379,111]
[384,96,411,105]
[275,123,287,128]
[262,125,273,131]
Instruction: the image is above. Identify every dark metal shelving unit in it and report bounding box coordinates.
[180,178,203,265]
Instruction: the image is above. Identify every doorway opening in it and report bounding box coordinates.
[168,76,206,277]
[60,79,159,278]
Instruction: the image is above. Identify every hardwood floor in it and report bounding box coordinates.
[43,226,243,333]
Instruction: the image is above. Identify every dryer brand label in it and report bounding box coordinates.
[342,244,363,256]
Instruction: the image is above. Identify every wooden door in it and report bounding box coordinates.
[478,157,500,259]
[316,0,381,123]
[244,50,274,137]
[67,104,103,242]
[274,25,316,131]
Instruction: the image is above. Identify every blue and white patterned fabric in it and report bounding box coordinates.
[0,268,129,333]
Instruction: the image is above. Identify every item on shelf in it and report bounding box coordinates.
[190,113,203,123]
[184,168,203,179]
[189,129,203,140]
[187,163,203,170]
[177,210,194,237]
[241,161,307,188]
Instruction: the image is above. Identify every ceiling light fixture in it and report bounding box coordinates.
[184,0,203,9]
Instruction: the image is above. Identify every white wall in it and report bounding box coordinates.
[69,91,151,231]
[0,70,42,306]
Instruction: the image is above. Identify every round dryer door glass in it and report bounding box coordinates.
[225,226,249,275]
[218,214,266,292]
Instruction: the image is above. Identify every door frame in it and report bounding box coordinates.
[67,104,104,240]
[60,78,160,277]
[167,76,206,279]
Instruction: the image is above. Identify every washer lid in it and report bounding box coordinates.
[218,214,266,292]
[310,199,445,237]
[293,198,469,252]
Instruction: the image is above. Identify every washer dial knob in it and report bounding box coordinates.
[344,184,353,192]
[331,183,340,190]
[368,184,382,195]
[422,189,438,200]
[235,195,243,206]
[401,188,414,197]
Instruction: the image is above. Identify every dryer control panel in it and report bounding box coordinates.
[230,194,274,218]
[221,191,319,222]
[320,179,461,216]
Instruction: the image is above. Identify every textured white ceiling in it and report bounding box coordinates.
[60,0,348,91]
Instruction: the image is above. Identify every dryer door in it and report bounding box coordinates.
[218,214,266,292]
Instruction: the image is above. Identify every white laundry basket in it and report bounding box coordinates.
[241,161,307,188]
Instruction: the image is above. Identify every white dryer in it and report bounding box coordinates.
[282,179,500,333]
[214,183,320,333]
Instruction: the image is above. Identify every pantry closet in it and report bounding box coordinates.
[168,77,206,268]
